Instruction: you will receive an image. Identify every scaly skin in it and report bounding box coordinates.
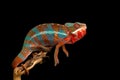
[12,22,87,68]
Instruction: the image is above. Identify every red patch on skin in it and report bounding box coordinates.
[77,31,82,38]
[71,34,77,43]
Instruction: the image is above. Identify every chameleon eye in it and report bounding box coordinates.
[74,23,80,29]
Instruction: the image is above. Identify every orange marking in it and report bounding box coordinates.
[24,40,36,46]
[33,37,42,45]
[21,48,31,58]
[27,30,35,37]
[37,24,50,45]
[12,56,23,68]
[52,24,60,42]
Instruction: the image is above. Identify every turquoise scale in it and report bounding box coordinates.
[58,26,67,38]
[31,27,45,46]
[23,36,34,47]
[18,53,25,60]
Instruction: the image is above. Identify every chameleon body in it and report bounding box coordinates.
[12,22,87,68]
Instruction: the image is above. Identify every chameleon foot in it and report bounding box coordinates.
[21,64,29,75]
[54,57,59,66]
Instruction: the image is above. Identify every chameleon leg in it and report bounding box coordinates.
[62,45,69,57]
[54,36,72,66]
[54,42,65,66]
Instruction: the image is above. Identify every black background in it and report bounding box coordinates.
[0,2,106,80]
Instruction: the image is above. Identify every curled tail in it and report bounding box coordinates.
[12,48,32,68]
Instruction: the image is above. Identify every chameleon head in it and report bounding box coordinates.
[65,22,87,44]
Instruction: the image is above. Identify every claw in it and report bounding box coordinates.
[54,59,59,66]
[62,45,69,57]
[21,64,29,75]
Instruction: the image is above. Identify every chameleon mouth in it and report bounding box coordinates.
[71,27,86,43]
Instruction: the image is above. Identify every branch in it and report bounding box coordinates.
[13,51,47,80]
